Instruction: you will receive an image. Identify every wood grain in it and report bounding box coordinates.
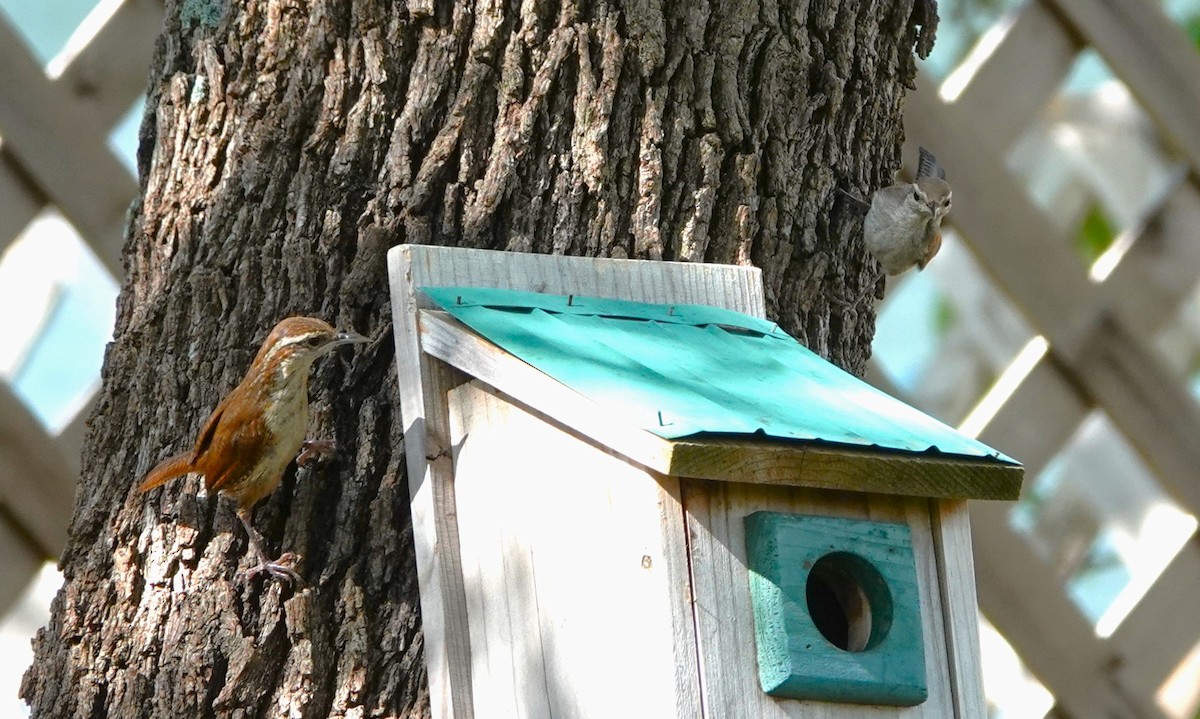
[448,380,702,718]
[743,511,928,705]
[396,243,767,316]
[683,481,959,718]
[390,252,475,719]
[929,500,986,718]
[392,243,766,717]
[668,439,1022,501]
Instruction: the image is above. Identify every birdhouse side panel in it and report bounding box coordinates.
[930,499,987,713]
[681,480,958,718]
[448,380,702,719]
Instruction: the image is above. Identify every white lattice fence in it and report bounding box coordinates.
[895,1,1200,716]
[0,0,160,611]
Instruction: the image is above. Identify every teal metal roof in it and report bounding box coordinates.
[423,287,1016,464]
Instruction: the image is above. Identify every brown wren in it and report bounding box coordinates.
[138,316,368,583]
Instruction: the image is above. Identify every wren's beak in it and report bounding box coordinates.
[332,330,369,348]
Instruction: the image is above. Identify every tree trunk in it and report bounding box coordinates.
[22,0,932,716]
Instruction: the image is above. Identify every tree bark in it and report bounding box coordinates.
[23,0,933,716]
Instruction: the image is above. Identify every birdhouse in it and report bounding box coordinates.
[388,245,1022,719]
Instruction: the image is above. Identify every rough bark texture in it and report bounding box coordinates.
[23,0,932,716]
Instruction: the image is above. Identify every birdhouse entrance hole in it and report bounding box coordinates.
[806,551,893,653]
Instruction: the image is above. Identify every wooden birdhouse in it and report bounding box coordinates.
[388,245,1023,719]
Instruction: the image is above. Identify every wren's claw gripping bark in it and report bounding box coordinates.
[297,438,337,467]
[236,510,303,586]
[242,559,303,586]
[862,146,952,276]
[137,316,369,585]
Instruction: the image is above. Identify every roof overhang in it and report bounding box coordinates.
[419,305,1023,501]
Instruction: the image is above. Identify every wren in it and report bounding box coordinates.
[863,146,952,275]
[138,316,368,584]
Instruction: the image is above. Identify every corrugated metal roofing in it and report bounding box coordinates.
[423,286,1016,465]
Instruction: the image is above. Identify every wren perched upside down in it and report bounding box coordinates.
[138,316,368,584]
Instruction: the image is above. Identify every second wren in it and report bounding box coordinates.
[138,316,368,584]
[863,147,952,276]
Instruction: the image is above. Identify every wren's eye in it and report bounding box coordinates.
[304,335,324,348]
[911,190,921,202]
[942,199,950,206]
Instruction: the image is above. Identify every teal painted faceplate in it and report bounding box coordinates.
[744,511,927,706]
[423,286,1016,464]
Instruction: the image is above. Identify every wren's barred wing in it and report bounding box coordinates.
[917,147,946,181]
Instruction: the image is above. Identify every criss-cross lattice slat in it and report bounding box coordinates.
[899,1,1200,717]
[0,0,161,617]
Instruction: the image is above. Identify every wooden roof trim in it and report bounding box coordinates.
[668,439,1021,500]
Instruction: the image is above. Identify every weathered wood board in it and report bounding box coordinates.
[388,243,764,717]
[448,380,702,718]
[682,479,966,718]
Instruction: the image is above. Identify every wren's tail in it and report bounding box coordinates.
[137,452,195,493]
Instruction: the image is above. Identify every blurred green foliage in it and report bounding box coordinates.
[1076,202,1117,266]
[1186,16,1200,47]
[934,295,957,335]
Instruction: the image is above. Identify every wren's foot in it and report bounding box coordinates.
[297,438,336,467]
[241,552,303,585]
